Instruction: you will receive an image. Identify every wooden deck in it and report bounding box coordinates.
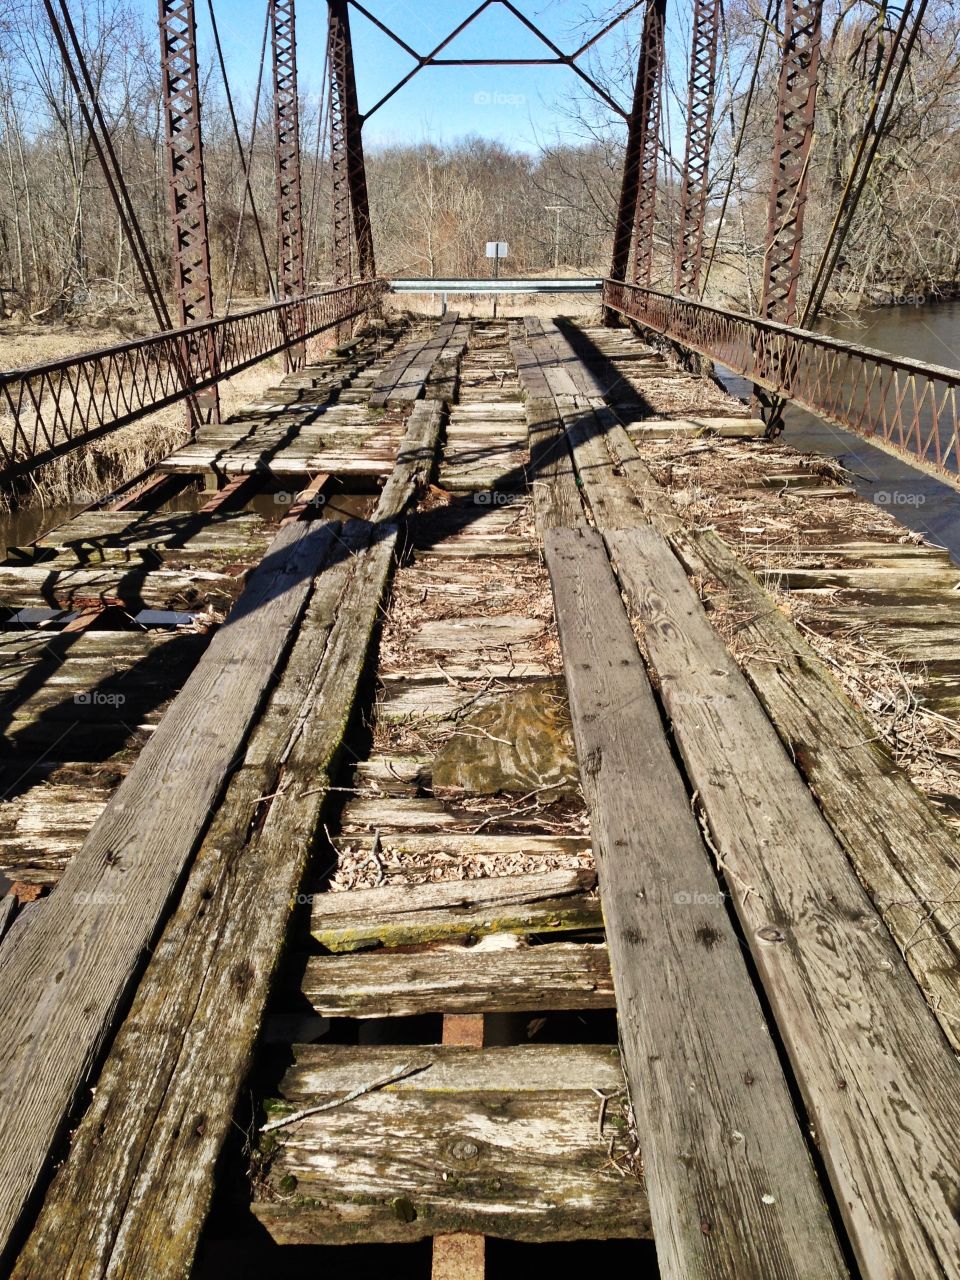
[1,314,959,1279]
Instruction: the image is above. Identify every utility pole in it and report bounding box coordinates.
[545,205,571,273]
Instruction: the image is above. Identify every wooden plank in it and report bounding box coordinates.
[608,522,960,1279]
[0,516,343,1257]
[9,404,444,1280]
[675,527,960,1053]
[520,392,586,532]
[252,1043,648,1245]
[544,525,845,1280]
[626,416,765,438]
[302,939,614,1016]
[370,334,435,408]
[311,868,600,951]
[274,1042,626,1099]
[0,565,238,610]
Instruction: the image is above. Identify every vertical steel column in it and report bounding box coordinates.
[270,0,306,300]
[327,0,376,285]
[158,0,219,420]
[629,0,666,288]
[675,0,721,296]
[270,0,305,366]
[606,0,666,320]
[760,0,824,322]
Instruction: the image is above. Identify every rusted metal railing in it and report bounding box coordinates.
[604,278,960,476]
[0,279,386,482]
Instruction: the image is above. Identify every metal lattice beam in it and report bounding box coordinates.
[607,0,667,309]
[761,0,824,323]
[270,0,306,300]
[328,0,376,288]
[158,0,219,420]
[675,0,721,296]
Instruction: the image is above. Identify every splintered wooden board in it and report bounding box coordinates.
[0,780,113,886]
[0,565,240,611]
[625,416,765,437]
[302,938,613,1016]
[311,868,601,950]
[21,512,270,560]
[544,525,846,1280]
[252,1043,649,1245]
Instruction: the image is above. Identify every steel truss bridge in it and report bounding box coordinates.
[1,0,955,485]
[3,6,960,1280]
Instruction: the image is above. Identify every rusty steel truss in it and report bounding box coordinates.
[607,0,667,315]
[331,0,648,292]
[761,0,824,323]
[0,282,386,483]
[604,279,960,477]
[675,0,721,296]
[270,0,306,300]
[158,0,221,421]
[327,0,376,292]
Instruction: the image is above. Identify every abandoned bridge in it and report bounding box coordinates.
[1,2,960,1279]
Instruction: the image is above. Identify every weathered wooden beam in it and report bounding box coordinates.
[311,869,600,951]
[252,1044,648,1245]
[303,939,614,1017]
[608,521,960,1278]
[544,525,845,1279]
[0,515,343,1259]
[8,399,443,1279]
[598,417,960,1051]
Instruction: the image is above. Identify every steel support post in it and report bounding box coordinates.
[675,0,721,296]
[327,0,376,282]
[760,0,824,323]
[270,0,306,365]
[605,0,666,322]
[270,0,306,300]
[158,0,220,421]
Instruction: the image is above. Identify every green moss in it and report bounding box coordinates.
[392,1196,417,1223]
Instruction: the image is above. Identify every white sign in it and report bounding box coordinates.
[485,241,509,258]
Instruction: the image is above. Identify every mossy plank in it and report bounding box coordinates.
[252,1044,647,1245]
[311,868,600,951]
[302,939,614,1017]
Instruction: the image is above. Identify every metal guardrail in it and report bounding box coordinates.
[0,279,387,481]
[391,278,603,294]
[603,278,960,477]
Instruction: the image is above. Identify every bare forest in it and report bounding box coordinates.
[1,0,959,332]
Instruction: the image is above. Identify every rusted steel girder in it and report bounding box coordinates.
[761,0,824,323]
[675,0,721,296]
[327,0,376,288]
[270,0,306,300]
[606,0,666,321]
[158,0,220,421]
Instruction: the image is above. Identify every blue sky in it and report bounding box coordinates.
[184,0,649,151]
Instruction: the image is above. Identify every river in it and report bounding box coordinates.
[719,298,960,562]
